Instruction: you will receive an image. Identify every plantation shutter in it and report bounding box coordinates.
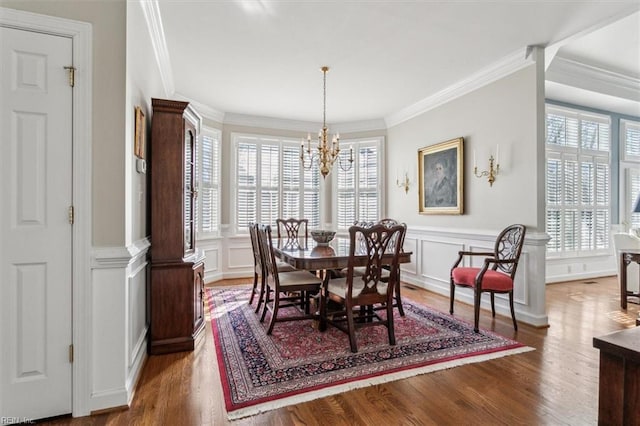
[199,129,220,236]
[260,142,280,228]
[233,134,321,233]
[334,138,382,231]
[545,105,610,256]
[336,149,356,229]
[282,144,300,220]
[303,153,321,229]
[629,168,640,229]
[236,138,258,232]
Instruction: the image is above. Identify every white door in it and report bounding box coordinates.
[0,26,73,420]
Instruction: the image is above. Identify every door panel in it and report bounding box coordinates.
[1,26,73,420]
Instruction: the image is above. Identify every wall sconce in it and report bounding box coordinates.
[474,146,500,187]
[396,171,410,194]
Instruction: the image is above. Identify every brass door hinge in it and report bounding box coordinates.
[68,205,74,225]
[69,344,74,363]
[63,66,76,87]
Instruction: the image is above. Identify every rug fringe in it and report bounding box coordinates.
[227,345,534,420]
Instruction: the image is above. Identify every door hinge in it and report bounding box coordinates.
[69,344,74,363]
[68,205,74,225]
[63,66,76,87]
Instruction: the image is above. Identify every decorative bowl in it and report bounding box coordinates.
[310,230,336,246]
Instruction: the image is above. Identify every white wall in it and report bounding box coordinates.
[386,65,542,231]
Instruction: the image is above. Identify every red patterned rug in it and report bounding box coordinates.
[207,286,533,420]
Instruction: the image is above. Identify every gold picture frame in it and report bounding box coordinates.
[418,137,464,214]
[134,106,146,159]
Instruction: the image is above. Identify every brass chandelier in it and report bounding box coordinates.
[300,66,353,178]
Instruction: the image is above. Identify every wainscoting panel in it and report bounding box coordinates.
[420,238,464,285]
[90,238,149,412]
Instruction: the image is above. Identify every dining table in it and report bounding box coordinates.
[274,236,413,275]
[273,235,413,331]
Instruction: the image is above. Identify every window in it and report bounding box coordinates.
[621,119,640,228]
[545,106,611,256]
[334,137,383,231]
[197,127,221,238]
[233,133,320,233]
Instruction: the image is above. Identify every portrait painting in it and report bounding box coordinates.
[418,137,464,214]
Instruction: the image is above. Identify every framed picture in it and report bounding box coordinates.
[134,106,146,159]
[418,137,464,214]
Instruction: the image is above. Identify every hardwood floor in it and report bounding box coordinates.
[42,276,638,425]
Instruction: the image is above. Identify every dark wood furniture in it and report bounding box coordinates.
[620,251,640,309]
[274,236,412,272]
[148,98,205,355]
[593,326,640,425]
[450,224,526,333]
[276,218,309,240]
[320,224,407,352]
[257,224,323,334]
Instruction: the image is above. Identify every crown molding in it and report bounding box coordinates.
[546,55,640,103]
[222,113,388,134]
[385,47,534,128]
[139,0,174,96]
[173,92,225,123]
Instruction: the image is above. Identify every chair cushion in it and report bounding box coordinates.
[276,261,296,273]
[452,267,513,291]
[340,266,390,279]
[328,277,388,298]
[278,270,322,287]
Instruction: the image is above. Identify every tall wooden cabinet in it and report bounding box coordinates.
[148,98,205,355]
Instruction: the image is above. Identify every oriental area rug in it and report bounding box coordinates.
[206,286,533,420]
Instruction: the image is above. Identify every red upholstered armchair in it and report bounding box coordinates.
[449,224,526,333]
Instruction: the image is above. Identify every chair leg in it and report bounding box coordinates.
[473,288,481,333]
[387,299,396,346]
[394,280,405,317]
[249,271,258,305]
[260,286,270,323]
[346,303,358,353]
[266,291,280,335]
[509,291,518,331]
[255,274,266,314]
[490,293,496,317]
[449,281,456,314]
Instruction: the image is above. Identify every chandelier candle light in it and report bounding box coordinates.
[300,66,353,178]
[474,145,500,186]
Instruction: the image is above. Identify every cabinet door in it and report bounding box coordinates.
[184,124,196,254]
[193,264,204,332]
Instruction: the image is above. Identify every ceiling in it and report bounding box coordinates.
[153,1,640,127]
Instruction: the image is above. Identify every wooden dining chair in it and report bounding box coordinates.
[449,224,526,333]
[276,218,309,240]
[321,223,406,352]
[248,223,295,313]
[346,219,407,316]
[258,224,323,334]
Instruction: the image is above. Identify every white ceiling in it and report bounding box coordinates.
[153,1,640,126]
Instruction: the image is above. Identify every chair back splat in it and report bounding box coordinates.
[276,218,309,240]
[449,224,526,333]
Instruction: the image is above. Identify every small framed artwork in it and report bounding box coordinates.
[134,106,146,159]
[418,137,464,214]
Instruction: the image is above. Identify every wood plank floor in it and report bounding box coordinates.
[42,276,638,425]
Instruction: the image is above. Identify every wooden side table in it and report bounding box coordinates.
[620,251,640,309]
[593,327,640,425]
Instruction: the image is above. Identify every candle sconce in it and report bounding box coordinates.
[474,155,500,186]
[396,172,410,194]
